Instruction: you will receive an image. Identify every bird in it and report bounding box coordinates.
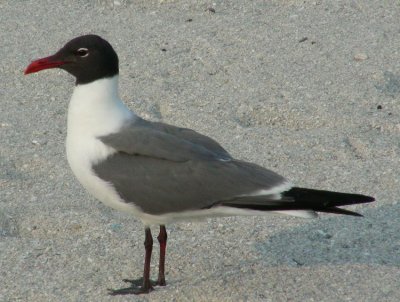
[24,34,375,295]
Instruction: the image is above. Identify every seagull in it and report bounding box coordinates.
[25,35,375,295]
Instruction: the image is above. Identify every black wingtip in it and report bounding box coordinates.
[365,196,375,203]
[319,207,364,217]
[282,187,375,216]
[219,187,374,217]
[285,187,375,207]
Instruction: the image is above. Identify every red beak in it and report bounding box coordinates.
[24,54,67,75]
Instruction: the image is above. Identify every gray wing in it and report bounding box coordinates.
[94,118,289,215]
[100,118,231,162]
[149,120,232,160]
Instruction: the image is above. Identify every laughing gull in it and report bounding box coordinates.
[25,35,375,295]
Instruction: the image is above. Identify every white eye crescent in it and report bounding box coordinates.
[76,48,89,57]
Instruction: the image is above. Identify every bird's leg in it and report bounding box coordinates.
[140,227,154,293]
[157,225,167,286]
[108,227,154,295]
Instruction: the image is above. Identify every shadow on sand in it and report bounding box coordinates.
[255,203,400,267]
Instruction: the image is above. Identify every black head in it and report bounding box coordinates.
[25,35,119,85]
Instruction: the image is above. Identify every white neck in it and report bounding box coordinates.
[67,75,135,137]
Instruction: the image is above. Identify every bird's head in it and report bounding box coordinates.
[25,34,119,85]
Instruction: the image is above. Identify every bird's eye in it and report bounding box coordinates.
[76,48,89,57]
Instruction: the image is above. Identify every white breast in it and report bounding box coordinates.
[65,76,141,215]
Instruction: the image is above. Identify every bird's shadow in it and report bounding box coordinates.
[255,203,400,267]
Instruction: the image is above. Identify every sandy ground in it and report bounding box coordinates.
[1,0,399,301]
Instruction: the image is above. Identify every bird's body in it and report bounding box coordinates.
[65,75,295,225]
[25,34,375,295]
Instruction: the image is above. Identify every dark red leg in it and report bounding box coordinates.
[157,225,167,286]
[141,227,154,292]
[109,227,154,295]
